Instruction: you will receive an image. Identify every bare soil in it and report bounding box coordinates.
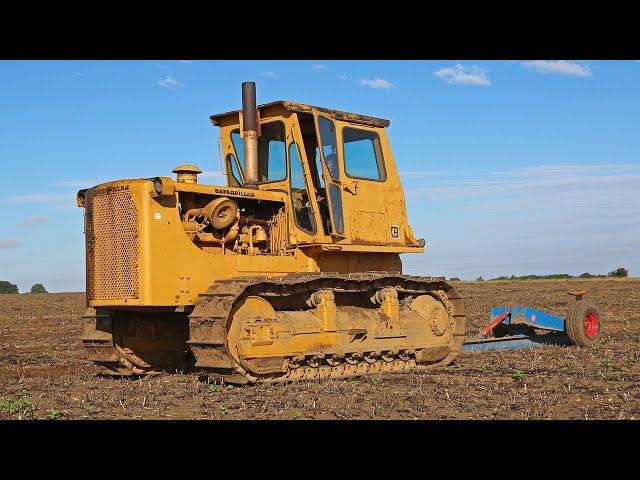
[1,278,638,420]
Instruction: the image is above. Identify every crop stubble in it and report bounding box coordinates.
[0,278,638,419]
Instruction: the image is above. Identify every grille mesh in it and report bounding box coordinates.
[86,190,139,300]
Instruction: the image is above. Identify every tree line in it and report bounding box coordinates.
[448,267,629,282]
[0,281,48,294]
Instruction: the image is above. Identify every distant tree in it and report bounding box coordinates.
[608,267,629,278]
[579,272,593,278]
[449,277,461,281]
[0,280,19,294]
[30,283,47,294]
[476,276,484,282]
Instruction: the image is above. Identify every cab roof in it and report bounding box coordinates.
[209,100,390,128]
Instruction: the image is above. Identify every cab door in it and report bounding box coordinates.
[333,121,392,245]
[313,111,398,245]
[312,110,346,239]
[286,114,324,243]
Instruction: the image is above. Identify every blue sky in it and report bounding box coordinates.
[0,60,638,292]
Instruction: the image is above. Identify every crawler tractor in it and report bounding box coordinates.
[77,82,466,383]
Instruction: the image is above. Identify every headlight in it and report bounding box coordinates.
[76,189,87,207]
[150,177,175,197]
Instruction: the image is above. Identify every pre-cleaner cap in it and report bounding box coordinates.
[172,164,202,183]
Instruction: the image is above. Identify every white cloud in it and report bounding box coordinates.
[312,64,326,70]
[261,71,278,79]
[402,163,640,279]
[434,64,491,86]
[0,238,21,249]
[53,204,79,212]
[408,168,640,199]
[177,60,193,64]
[55,180,104,188]
[521,60,592,77]
[398,170,452,178]
[490,164,640,177]
[200,171,226,179]
[360,78,395,90]
[6,193,70,204]
[157,76,181,89]
[338,73,348,80]
[599,242,640,255]
[19,215,50,228]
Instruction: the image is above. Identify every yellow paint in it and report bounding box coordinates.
[81,101,424,308]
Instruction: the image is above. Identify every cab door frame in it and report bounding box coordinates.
[285,113,327,244]
[311,109,346,240]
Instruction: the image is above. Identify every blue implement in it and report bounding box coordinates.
[461,305,571,352]
[490,306,566,332]
[461,332,570,353]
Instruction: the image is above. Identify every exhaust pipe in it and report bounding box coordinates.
[241,81,259,189]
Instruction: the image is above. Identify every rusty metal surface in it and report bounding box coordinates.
[210,100,390,128]
[172,164,202,184]
[241,82,259,189]
[81,307,191,376]
[241,82,258,131]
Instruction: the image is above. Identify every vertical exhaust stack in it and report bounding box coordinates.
[242,81,259,190]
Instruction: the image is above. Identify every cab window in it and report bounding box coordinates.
[328,185,344,235]
[226,153,243,187]
[231,130,245,173]
[313,147,325,189]
[289,143,316,234]
[317,116,339,180]
[258,121,287,183]
[342,127,386,181]
[230,121,287,183]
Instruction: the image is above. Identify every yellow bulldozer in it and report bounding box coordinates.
[77,82,465,383]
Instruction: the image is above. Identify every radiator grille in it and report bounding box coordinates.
[86,189,139,300]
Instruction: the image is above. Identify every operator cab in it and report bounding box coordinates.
[210,101,422,250]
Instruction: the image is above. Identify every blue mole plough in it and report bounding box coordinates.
[461,289,603,353]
